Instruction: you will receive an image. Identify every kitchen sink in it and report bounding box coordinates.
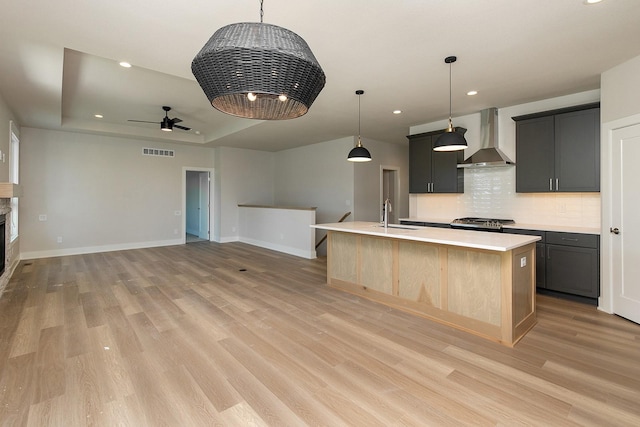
[373,224,419,230]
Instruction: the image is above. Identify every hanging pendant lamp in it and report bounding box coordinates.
[191,0,326,120]
[348,90,372,162]
[433,56,468,151]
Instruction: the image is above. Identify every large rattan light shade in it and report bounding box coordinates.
[191,21,326,120]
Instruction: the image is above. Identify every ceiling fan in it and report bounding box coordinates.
[128,106,191,132]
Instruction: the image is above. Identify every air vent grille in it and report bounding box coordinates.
[142,148,174,157]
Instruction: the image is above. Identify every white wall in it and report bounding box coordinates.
[20,128,215,258]
[408,90,602,228]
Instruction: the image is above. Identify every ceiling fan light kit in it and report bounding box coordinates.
[191,1,326,120]
[433,55,468,152]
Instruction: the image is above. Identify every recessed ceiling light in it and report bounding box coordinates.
[467,90,478,96]
[584,0,602,4]
[119,61,132,68]
[393,110,402,114]
[94,114,103,118]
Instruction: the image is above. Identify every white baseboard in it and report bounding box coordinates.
[20,238,183,260]
[239,237,316,259]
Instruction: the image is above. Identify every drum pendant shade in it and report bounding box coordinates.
[347,90,372,162]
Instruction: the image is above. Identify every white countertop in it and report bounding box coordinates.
[502,223,600,235]
[399,217,600,235]
[312,221,540,252]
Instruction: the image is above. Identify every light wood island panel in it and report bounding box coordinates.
[327,230,536,346]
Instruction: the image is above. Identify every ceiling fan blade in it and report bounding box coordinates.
[128,120,160,124]
[174,124,191,131]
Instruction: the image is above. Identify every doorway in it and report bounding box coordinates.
[184,168,213,243]
[381,167,399,224]
[605,120,640,324]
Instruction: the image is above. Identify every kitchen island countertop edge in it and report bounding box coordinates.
[312,221,540,252]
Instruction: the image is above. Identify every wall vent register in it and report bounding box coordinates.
[142,148,175,157]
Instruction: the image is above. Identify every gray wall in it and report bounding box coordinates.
[275,137,354,221]
[20,128,215,257]
[353,137,409,223]
[273,135,410,255]
[274,137,354,255]
[602,55,640,122]
[16,120,407,259]
[215,146,275,242]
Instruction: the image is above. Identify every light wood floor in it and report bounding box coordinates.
[1,241,639,426]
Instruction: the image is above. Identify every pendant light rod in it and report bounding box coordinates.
[356,89,364,139]
[445,55,456,125]
[259,0,264,23]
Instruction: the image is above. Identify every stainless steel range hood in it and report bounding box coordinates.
[457,107,514,168]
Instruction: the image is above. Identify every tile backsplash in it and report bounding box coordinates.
[411,167,601,228]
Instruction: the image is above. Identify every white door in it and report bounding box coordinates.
[198,172,210,240]
[610,123,640,323]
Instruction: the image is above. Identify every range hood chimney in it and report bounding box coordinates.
[457,107,514,168]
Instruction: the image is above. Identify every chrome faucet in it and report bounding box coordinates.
[382,198,392,228]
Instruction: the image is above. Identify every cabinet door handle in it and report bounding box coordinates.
[547,246,551,260]
[561,238,579,242]
[549,178,553,191]
[556,178,559,191]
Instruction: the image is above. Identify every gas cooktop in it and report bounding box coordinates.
[450,217,515,232]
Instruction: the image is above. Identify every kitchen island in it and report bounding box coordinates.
[311,222,541,346]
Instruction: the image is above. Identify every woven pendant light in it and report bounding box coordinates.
[191,1,326,120]
[434,56,468,151]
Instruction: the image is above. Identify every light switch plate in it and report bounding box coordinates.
[520,256,527,267]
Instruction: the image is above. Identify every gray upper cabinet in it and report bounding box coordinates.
[513,104,600,193]
[408,129,465,194]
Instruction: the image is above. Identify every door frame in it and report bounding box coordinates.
[600,111,640,314]
[182,167,215,244]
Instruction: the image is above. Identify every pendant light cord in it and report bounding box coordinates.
[260,0,264,23]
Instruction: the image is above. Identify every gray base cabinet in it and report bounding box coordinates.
[408,129,465,194]
[504,229,599,299]
[513,103,600,193]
